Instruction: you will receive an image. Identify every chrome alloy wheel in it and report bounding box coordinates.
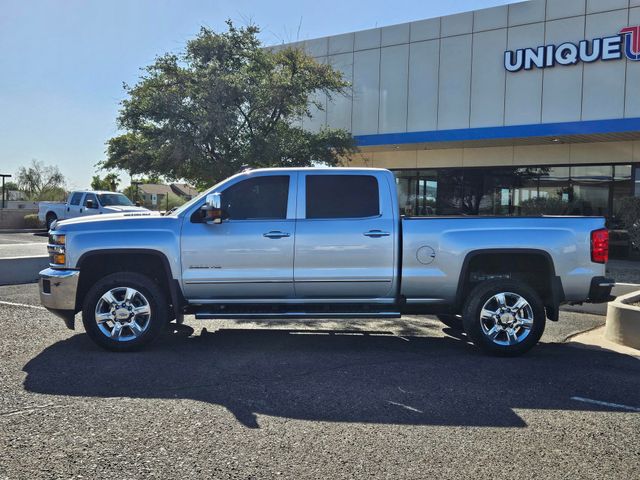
[479,292,534,346]
[94,287,152,342]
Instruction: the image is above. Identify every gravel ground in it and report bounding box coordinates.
[1,284,639,479]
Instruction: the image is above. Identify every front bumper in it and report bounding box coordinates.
[587,276,616,304]
[39,268,80,330]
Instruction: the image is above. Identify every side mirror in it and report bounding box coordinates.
[86,199,97,209]
[203,193,223,224]
[135,201,141,207]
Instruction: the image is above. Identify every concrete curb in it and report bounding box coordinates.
[605,290,640,350]
[569,326,640,360]
[0,256,49,285]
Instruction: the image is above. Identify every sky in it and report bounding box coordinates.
[0,0,519,190]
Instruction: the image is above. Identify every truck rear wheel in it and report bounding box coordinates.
[82,272,168,351]
[462,280,546,357]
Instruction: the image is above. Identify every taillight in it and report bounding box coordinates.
[591,229,609,264]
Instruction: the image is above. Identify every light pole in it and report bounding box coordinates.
[131,180,142,206]
[0,174,11,209]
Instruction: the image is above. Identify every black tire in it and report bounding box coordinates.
[82,272,169,352]
[462,280,546,357]
[46,212,57,231]
[437,314,463,330]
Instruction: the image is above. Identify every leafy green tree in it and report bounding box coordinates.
[4,181,19,191]
[16,160,66,201]
[91,173,120,191]
[102,22,357,189]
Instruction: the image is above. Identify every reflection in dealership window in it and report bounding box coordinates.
[393,164,634,218]
[395,170,438,216]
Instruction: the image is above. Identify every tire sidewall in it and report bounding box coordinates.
[82,272,168,351]
[462,280,546,356]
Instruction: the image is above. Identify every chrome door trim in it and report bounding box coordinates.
[295,279,392,283]
[187,297,398,305]
[185,279,292,285]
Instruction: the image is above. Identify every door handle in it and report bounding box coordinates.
[364,230,390,238]
[263,231,291,239]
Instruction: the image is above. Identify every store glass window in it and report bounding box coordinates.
[392,164,635,219]
[436,169,464,215]
[570,165,612,217]
[612,165,634,217]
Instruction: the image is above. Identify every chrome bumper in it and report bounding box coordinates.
[39,268,80,329]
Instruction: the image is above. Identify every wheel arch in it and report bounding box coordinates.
[75,248,185,319]
[454,248,564,321]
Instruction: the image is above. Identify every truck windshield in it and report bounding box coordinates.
[98,194,134,206]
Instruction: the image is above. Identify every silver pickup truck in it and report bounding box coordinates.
[38,168,614,356]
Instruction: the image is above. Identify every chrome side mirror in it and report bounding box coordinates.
[205,193,221,210]
[203,193,222,224]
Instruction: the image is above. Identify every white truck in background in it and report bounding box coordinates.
[38,191,150,230]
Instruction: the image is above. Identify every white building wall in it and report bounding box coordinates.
[291,0,640,137]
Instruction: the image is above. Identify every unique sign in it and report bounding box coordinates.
[504,25,640,72]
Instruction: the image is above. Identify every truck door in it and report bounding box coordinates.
[293,172,396,299]
[180,172,297,300]
[67,192,84,218]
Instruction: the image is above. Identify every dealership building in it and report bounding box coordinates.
[279,0,640,219]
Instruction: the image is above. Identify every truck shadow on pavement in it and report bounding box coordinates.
[22,326,640,429]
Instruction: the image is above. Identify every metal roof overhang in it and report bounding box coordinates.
[355,117,640,152]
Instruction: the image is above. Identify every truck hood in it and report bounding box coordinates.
[101,205,150,214]
[55,210,163,229]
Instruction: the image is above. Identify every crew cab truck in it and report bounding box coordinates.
[38,190,149,230]
[38,168,614,356]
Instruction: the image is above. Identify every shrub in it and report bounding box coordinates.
[616,197,640,249]
[23,214,43,229]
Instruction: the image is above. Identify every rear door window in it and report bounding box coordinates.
[69,193,83,206]
[306,175,379,219]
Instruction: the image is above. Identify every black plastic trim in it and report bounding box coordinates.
[76,249,185,318]
[454,248,559,312]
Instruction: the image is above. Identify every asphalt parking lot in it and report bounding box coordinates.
[0,283,638,479]
[0,231,47,259]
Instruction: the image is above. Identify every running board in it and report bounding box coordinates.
[195,311,401,320]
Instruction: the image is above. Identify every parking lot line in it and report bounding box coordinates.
[0,300,46,310]
[570,396,640,412]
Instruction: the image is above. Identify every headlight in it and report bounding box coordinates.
[48,234,66,266]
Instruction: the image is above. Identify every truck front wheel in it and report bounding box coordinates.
[82,272,168,351]
[462,280,546,357]
[45,212,57,230]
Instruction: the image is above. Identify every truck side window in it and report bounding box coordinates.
[69,193,83,206]
[221,176,289,220]
[83,193,98,207]
[306,175,379,219]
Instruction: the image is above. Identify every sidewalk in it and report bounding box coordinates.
[568,325,640,360]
